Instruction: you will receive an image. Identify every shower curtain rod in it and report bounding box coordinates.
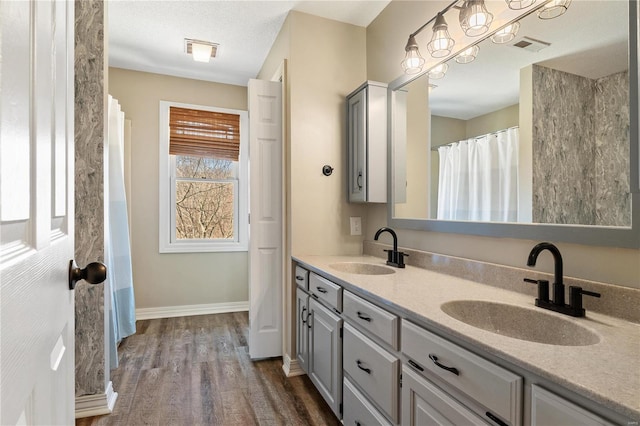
[430,126,519,151]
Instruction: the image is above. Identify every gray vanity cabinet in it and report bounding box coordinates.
[295,266,310,374]
[401,320,523,426]
[295,287,310,374]
[402,366,486,426]
[295,270,343,418]
[308,297,343,418]
[531,385,615,426]
[347,81,387,203]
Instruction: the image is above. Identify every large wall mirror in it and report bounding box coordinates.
[389,0,639,248]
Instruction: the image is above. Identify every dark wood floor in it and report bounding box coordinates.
[76,312,340,426]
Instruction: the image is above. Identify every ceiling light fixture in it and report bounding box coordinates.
[455,45,479,63]
[402,35,426,74]
[184,39,218,63]
[537,0,571,19]
[427,13,456,58]
[428,63,449,79]
[459,0,493,37]
[505,0,536,10]
[491,22,520,43]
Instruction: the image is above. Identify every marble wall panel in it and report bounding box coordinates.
[595,71,631,227]
[532,65,596,225]
[74,0,107,396]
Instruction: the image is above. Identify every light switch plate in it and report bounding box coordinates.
[350,217,362,236]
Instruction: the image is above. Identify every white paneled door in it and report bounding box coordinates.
[248,79,283,359]
[1,0,76,424]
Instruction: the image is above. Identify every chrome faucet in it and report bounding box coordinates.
[524,242,600,317]
[374,227,407,268]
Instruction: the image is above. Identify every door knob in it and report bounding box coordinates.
[69,260,107,290]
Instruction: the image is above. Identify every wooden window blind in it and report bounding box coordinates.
[169,107,240,161]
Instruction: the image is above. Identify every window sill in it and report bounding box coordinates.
[159,241,248,254]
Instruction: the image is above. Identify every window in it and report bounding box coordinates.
[159,101,248,253]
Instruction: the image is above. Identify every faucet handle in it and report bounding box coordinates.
[397,252,408,268]
[383,249,394,263]
[569,286,601,317]
[524,278,550,303]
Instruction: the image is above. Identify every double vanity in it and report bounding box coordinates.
[292,246,639,426]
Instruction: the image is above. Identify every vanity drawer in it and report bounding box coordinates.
[402,365,486,426]
[310,273,342,311]
[402,320,522,426]
[295,265,309,290]
[343,377,392,426]
[344,323,399,422]
[343,290,399,350]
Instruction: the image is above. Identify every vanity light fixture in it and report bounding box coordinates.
[428,63,449,79]
[402,35,426,74]
[491,22,520,43]
[185,38,218,63]
[455,45,479,63]
[459,0,493,37]
[537,0,571,19]
[427,13,456,58]
[505,0,536,10]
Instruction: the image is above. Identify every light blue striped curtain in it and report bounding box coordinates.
[106,95,136,369]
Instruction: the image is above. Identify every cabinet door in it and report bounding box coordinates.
[401,366,486,426]
[531,385,615,426]
[309,298,343,418]
[295,288,309,374]
[348,88,366,203]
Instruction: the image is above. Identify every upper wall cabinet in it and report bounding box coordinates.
[347,81,388,203]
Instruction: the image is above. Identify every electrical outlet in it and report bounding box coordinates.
[350,217,362,236]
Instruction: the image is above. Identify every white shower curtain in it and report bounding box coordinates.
[437,127,519,222]
[106,95,136,369]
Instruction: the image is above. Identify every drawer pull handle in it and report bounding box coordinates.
[428,354,459,376]
[301,306,307,324]
[356,311,372,322]
[356,360,371,374]
[486,411,508,426]
[355,422,362,426]
[316,286,328,294]
[407,359,424,372]
[295,275,304,281]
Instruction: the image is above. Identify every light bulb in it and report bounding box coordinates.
[191,43,213,62]
[491,22,520,44]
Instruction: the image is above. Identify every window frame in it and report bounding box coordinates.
[159,101,249,253]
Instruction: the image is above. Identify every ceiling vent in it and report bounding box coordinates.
[510,36,551,53]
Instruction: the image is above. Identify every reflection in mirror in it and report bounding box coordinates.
[392,0,631,227]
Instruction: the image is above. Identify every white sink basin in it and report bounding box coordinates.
[441,300,601,346]
[329,262,395,275]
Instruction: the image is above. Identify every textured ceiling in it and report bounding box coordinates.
[108,1,391,86]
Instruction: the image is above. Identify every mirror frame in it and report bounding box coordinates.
[387,0,639,249]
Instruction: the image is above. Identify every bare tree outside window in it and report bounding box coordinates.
[175,156,236,240]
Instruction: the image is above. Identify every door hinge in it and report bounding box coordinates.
[339,403,343,415]
[400,373,403,388]
[339,327,343,338]
[248,213,250,224]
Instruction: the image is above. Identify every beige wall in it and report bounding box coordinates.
[108,68,250,309]
[364,2,640,289]
[466,104,519,138]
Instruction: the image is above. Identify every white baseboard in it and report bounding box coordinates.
[75,381,118,419]
[282,353,305,377]
[135,301,249,321]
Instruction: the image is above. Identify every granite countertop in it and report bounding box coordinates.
[293,254,640,422]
